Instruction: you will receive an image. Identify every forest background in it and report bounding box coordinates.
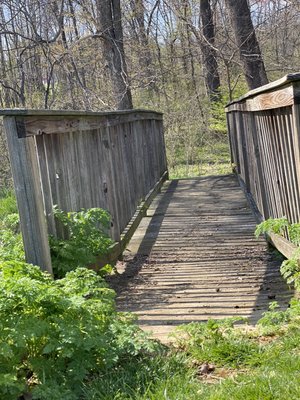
[0,0,299,189]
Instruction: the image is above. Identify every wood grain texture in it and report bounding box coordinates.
[267,233,298,260]
[4,116,53,274]
[3,110,168,271]
[226,78,300,230]
[226,73,300,110]
[14,113,162,137]
[0,108,163,118]
[226,85,294,112]
[35,116,167,241]
[112,175,292,342]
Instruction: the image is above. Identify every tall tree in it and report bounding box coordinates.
[225,0,268,89]
[96,0,133,109]
[200,0,220,99]
[129,0,156,91]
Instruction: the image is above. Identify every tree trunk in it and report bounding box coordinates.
[225,0,268,89]
[96,0,133,109]
[200,0,220,100]
[130,0,157,92]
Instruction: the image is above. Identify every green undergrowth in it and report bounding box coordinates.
[0,262,160,399]
[2,257,300,400]
[2,196,300,399]
[0,193,114,278]
[83,300,300,400]
[49,206,113,278]
[0,190,18,216]
[0,191,24,263]
[255,217,300,290]
[168,139,231,179]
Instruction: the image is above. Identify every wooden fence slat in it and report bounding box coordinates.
[250,113,269,218]
[3,110,167,271]
[35,135,57,236]
[226,74,300,254]
[4,116,52,274]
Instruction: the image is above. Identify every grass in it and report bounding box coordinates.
[0,189,24,262]
[1,150,300,399]
[82,301,300,399]
[82,353,201,400]
[168,139,232,179]
[0,188,17,219]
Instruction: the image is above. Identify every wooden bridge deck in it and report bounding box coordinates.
[111,175,292,341]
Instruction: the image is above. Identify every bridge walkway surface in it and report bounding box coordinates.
[109,174,292,342]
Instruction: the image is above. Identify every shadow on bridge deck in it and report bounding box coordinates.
[109,174,293,342]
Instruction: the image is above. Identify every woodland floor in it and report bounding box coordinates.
[108,174,292,342]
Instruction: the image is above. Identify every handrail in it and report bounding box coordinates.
[226,74,300,253]
[2,109,167,273]
[226,73,300,107]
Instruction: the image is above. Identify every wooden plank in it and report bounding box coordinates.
[238,173,299,263]
[240,112,250,191]
[267,232,298,260]
[285,109,300,223]
[45,133,68,238]
[236,112,245,179]
[91,170,168,269]
[292,102,300,222]
[120,170,168,250]
[35,135,57,236]
[113,124,131,232]
[226,85,294,112]
[271,110,291,220]
[114,175,292,342]
[4,116,52,274]
[226,73,300,111]
[278,109,297,222]
[3,110,168,276]
[158,119,168,176]
[228,112,240,172]
[104,125,121,241]
[256,113,278,218]
[0,108,163,118]
[14,113,162,137]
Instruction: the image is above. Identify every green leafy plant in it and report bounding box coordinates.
[280,248,300,290]
[254,217,289,238]
[0,262,158,400]
[288,223,300,246]
[255,217,300,290]
[209,91,228,135]
[258,301,291,329]
[174,317,262,368]
[0,192,24,262]
[0,213,24,262]
[0,190,17,218]
[50,206,114,277]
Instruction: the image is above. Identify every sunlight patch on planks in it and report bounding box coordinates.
[113,175,292,342]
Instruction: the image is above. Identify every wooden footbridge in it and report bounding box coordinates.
[112,175,291,340]
[2,74,300,340]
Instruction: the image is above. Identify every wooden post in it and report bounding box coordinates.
[250,113,269,219]
[4,116,53,275]
[292,100,300,222]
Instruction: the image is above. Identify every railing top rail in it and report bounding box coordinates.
[226,72,300,108]
[0,108,163,118]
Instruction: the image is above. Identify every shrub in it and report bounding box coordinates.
[254,217,289,238]
[49,206,114,277]
[255,217,300,290]
[0,190,17,218]
[0,262,157,400]
[0,214,24,262]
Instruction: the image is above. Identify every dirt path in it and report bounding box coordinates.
[109,175,292,342]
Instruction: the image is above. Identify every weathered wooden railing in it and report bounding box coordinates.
[226,73,300,257]
[2,109,168,274]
